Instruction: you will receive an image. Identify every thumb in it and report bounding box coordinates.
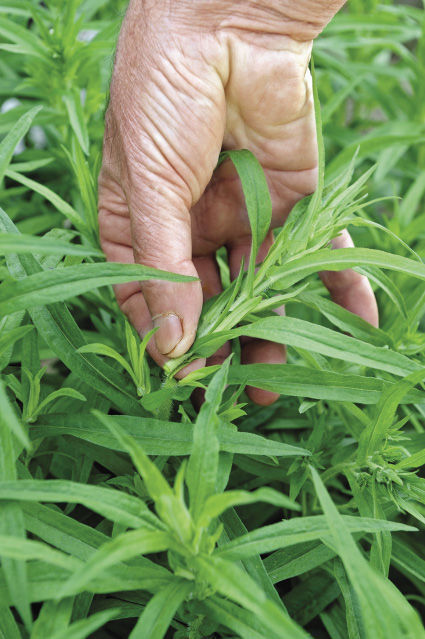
[106,22,226,357]
[128,182,203,358]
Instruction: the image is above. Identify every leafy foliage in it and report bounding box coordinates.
[1,0,425,637]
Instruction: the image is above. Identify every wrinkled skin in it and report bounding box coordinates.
[99,0,378,406]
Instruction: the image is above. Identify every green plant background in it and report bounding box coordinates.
[1,1,425,638]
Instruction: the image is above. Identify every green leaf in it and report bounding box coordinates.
[77,343,135,382]
[265,541,336,584]
[215,515,416,560]
[62,90,89,155]
[129,579,192,639]
[22,501,118,561]
[5,171,85,232]
[93,411,193,543]
[49,609,121,639]
[0,480,158,529]
[291,57,325,252]
[21,501,170,587]
[320,607,347,639]
[62,141,97,235]
[0,561,163,606]
[0,381,31,629]
[396,448,425,470]
[0,325,33,363]
[31,412,309,458]
[0,17,49,60]
[199,596,277,639]
[0,106,42,182]
[9,158,53,173]
[29,304,144,416]
[59,528,172,597]
[0,606,22,639]
[270,247,425,291]
[199,487,299,529]
[0,312,26,372]
[399,169,425,228]
[195,555,309,639]
[235,316,419,377]
[34,387,86,418]
[0,232,102,257]
[392,536,425,584]
[227,364,425,405]
[0,262,196,316]
[0,0,31,15]
[30,598,73,639]
[283,568,339,628]
[332,558,365,639]
[0,379,29,449]
[93,411,173,504]
[358,265,408,319]
[187,359,231,521]
[310,467,425,639]
[0,534,80,572]
[358,368,425,462]
[220,150,272,291]
[0,506,31,630]
[12,239,146,409]
[220,508,286,612]
[298,290,391,347]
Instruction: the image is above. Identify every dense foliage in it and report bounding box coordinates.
[1,1,425,637]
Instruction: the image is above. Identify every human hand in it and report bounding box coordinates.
[98,0,378,405]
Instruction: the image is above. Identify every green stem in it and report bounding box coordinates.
[155,376,177,421]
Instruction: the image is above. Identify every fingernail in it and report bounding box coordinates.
[153,313,183,355]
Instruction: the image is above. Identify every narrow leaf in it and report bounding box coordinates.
[0,106,42,182]
[0,262,196,316]
[129,579,192,639]
[187,359,231,521]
